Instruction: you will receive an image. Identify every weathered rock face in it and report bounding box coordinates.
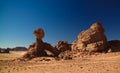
[23,28,59,59]
[54,41,72,59]
[107,40,120,52]
[54,41,71,52]
[33,28,44,39]
[72,22,107,52]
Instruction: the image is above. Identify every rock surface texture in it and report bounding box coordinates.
[20,22,120,60]
[54,41,72,59]
[23,28,59,59]
[72,22,107,52]
[107,40,120,52]
[54,41,71,52]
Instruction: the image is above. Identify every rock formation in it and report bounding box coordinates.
[0,49,10,53]
[72,22,107,52]
[54,41,71,52]
[107,40,120,52]
[54,41,72,59]
[23,28,59,59]
[20,22,120,61]
[12,47,27,51]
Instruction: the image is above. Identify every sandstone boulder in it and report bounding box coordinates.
[72,22,107,52]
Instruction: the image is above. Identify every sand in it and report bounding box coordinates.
[0,51,120,73]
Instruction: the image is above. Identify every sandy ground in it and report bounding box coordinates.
[0,51,120,73]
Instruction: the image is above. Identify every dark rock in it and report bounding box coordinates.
[23,28,59,59]
[12,47,27,51]
[54,41,72,59]
[107,40,120,52]
[0,49,10,53]
[55,41,71,52]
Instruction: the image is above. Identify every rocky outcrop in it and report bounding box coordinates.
[0,49,10,53]
[72,22,107,52]
[20,22,120,61]
[12,47,27,51]
[54,41,72,59]
[107,40,120,52]
[54,41,71,52]
[23,28,59,59]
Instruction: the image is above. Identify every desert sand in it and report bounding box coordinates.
[0,51,120,73]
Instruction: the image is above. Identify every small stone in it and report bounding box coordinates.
[80,67,83,69]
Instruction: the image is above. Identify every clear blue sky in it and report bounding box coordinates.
[0,0,120,48]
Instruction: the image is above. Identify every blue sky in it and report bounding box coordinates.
[0,0,120,48]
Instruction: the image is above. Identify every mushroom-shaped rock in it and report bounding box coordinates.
[23,28,59,59]
[33,28,45,39]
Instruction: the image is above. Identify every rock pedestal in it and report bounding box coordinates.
[23,28,59,59]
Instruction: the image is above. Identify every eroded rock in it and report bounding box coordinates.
[55,41,71,52]
[107,40,120,52]
[23,28,59,59]
[72,22,107,52]
[54,41,72,59]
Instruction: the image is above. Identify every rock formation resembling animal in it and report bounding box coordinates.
[20,22,120,61]
[23,28,59,59]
